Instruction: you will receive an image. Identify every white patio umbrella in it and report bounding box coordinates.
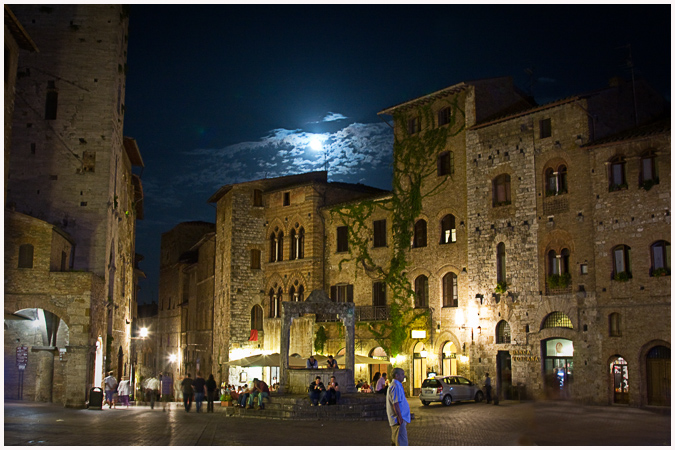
[335,354,392,365]
[225,353,306,368]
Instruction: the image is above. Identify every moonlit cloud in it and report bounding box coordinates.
[322,112,347,122]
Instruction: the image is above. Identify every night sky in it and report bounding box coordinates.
[123,4,671,304]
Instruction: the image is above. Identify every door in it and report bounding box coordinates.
[611,357,629,404]
[497,350,512,399]
[647,346,671,406]
[412,342,427,396]
[543,338,574,400]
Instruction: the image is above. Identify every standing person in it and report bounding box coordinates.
[327,375,340,404]
[103,371,117,409]
[306,355,318,369]
[247,378,270,409]
[308,376,327,406]
[371,371,381,392]
[326,355,338,369]
[376,373,388,394]
[192,373,206,413]
[484,372,492,404]
[181,373,194,412]
[117,377,131,408]
[386,367,411,446]
[145,375,160,409]
[161,372,173,412]
[205,374,218,413]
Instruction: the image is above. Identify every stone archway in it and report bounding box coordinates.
[278,290,355,394]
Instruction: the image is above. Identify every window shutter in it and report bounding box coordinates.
[347,284,354,303]
[331,285,337,302]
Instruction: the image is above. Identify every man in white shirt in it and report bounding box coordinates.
[103,371,117,409]
[386,368,411,446]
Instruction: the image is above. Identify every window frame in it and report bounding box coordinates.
[372,281,386,307]
[414,275,429,308]
[609,156,627,191]
[373,219,387,248]
[438,107,451,127]
[336,226,349,253]
[251,305,263,331]
[442,272,458,307]
[437,151,454,177]
[609,312,621,337]
[250,249,261,269]
[539,118,551,139]
[496,320,511,344]
[496,242,506,284]
[639,149,659,188]
[407,116,421,135]
[440,214,456,244]
[650,240,670,276]
[492,174,511,207]
[611,244,632,280]
[18,244,34,269]
[413,219,427,248]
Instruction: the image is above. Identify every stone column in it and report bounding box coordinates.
[340,304,356,393]
[278,303,295,395]
[33,346,56,402]
[64,345,89,408]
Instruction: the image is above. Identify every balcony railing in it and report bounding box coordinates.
[316,305,390,323]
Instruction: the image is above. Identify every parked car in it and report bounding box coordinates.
[419,376,484,406]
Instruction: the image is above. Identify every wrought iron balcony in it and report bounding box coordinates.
[315,305,390,323]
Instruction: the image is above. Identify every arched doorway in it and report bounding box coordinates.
[646,346,670,406]
[369,347,389,382]
[94,336,103,387]
[412,341,427,396]
[611,356,629,404]
[441,341,457,376]
[542,338,574,399]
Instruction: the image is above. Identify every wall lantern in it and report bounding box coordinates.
[420,350,428,358]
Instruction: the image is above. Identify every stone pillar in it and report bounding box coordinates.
[64,345,89,408]
[278,304,295,395]
[340,304,356,393]
[33,346,56,402]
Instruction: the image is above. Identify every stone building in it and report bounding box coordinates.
[157,221,215,389]
[4,5,144,407]
[201,76,668,408]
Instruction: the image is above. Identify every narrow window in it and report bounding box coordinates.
[437,151,454,176]
[269,233,276,262]
[413,219,427,248]
[650,240,670,276]
[612,245,631,280]
[18,244,34,268]
[268,289,276,318]
[496,320,511,344]
[250,249,261,269]
[609,313,621,337]
[438,107,451,126]
[336,226,349,252]
[639,150,658,188]
[297,285,305,302]
[251,305,263,331]
[283,192,290,206]
[492,174,511,206]
[545,168,556,196]
[407,117,420,135]
[442,272,458,307]
[331,284,353,303]
[558,165,568,193]
[496,242,506,283]
[290,229,297,261]
[440,214,456,244]
[297,227,304,259]
[548,249,559,275]
[373,281,386,307]
[373,219,387,248]
[45,89,58,120]
[253,189,263,207]
[277,231,284,261]
[414,275,428,308]
[609,156,627,191]
[539,118,551,138]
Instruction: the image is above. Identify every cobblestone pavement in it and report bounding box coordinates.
[4,399,670,446]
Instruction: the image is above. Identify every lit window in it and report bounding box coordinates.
[440,214,456,244]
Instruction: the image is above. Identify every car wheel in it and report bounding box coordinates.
[474,391,484,403]
[442,395,452,406]
[421,400,430,406]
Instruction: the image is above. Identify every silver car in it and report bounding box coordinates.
[419,376,484,406]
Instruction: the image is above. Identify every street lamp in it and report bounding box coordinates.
[168,353,177,363]
[139,327,148,339]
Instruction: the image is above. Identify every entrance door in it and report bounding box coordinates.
[441,342,457,376]
[543,338,574,399]
[497,351,512,399]
[647,346,671,406]
[412,342,427,396]
[611,357,629,404]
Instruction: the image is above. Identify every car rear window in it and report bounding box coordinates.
[421,379,440,388]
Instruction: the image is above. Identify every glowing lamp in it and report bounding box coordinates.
[168,353,177,363]
[420,350,428,358]
[139,327,149,338]
[411,330,426,339]
[459,355,469,363]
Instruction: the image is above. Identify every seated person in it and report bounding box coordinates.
[308,376,327,406]
[238,384,250,407]
[247,378,270,410]
[375,373,388,394]
[325,355,339,369]
[326,375,341,405]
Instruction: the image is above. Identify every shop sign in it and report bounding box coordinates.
[511,349,540,362]
[16,345,28,370]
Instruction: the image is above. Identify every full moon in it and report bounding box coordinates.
[310,139,322,151]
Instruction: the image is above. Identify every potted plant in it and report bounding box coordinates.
[495,281,509,294]
[220,393,232,407]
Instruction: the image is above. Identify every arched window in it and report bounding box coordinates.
[496,242,506,283]
[297,285,304,302]
[290,229,296,260]
[440,214,456,244]
[268,289,276,318]
[545,168,556,195]
[650,240,670,276]
[442,272,458,307]
[496,320,511,344]
[269,233,276,263]
[540,311,573,330]
[290,227,304,260]
[639,149,658,189]
[609,156,627,191]
[253,189,263,207]
[277,231,284,261]
[251,305,263,331]
[414,275,428,308]
[547,249,558,275]
[289,285,295,301]
[413,219,427,248]
[437,151,454,176]
[612,245,631,281]
[276,288,283,317]
[558,165,568,193]
[18,244,34,269]
[492,174,511,206]
[609,313,621,337]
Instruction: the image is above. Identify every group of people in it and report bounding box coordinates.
[225,378,270,409]
[355,371,389,394]
[102,371,131,409]
[177,372,220,412]
[307,375,341,406]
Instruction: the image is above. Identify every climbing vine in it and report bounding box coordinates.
[330,95,466,360]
